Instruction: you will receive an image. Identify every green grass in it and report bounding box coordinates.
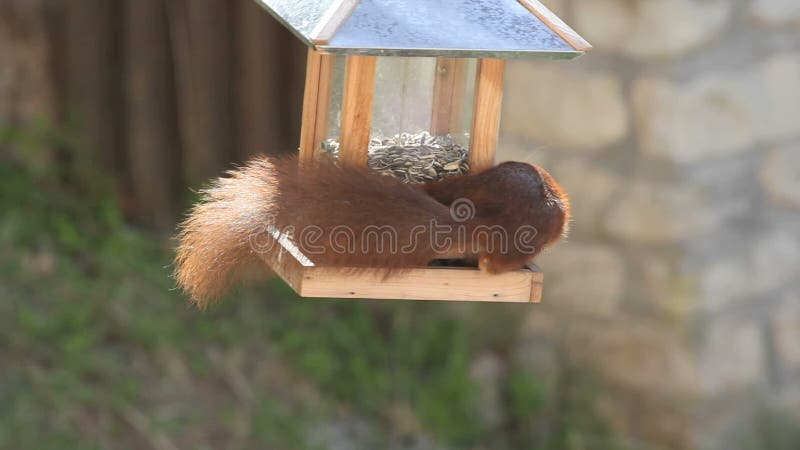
[0,123,622,449]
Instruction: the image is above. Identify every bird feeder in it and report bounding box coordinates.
[254,0,590,302]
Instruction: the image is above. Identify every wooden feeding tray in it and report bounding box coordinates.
[260,230,543,302]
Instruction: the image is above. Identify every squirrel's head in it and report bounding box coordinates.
[531,163,570,244]
[494,161,571,244]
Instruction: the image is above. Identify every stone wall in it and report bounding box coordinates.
[499,1,800,448]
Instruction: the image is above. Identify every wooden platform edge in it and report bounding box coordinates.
[258,231,544,303]
[300,266,541,302]
[527,264,544,303]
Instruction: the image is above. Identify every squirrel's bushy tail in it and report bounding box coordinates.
[174,156,453,307]
[175,158,281,307]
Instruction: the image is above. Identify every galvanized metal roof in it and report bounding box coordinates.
[254,0,590,59]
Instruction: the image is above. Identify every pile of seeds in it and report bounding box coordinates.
[321,131,469,183]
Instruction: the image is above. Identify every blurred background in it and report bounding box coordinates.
[1,0,799,449]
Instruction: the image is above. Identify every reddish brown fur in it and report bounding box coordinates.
[424,161,570,273]
[174,156,569,306]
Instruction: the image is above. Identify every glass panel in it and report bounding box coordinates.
[367,57,476,182]
[454,58,477,149]
[326,55,347,141]
[371,57,437,138]
[323,56,477,182]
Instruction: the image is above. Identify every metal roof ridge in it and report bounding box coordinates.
[310,0,360,45]
[517,0,592,52]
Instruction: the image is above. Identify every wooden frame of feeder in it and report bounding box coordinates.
[270,49,545,303]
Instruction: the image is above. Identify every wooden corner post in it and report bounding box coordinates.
[299,49,334,162]
[469,58,506,172]
[430,58,466,135]
[338,55,377,165]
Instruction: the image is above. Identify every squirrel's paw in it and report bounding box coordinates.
[478,253,529,274]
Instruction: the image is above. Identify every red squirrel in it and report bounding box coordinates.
[175,155,569,306]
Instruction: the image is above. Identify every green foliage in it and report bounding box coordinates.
[266,299,484,444]
[504,363,633,450]
[1,127,319,449]
[747,407,800,450]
